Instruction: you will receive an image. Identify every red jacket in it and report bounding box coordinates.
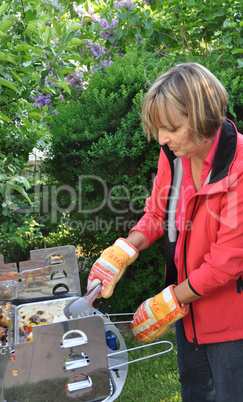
[132,119,243,344]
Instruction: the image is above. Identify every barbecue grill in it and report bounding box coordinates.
[0,246,173,401]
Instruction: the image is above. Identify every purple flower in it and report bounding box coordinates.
[33,94,52,109]
[144,0,154,4]
[100,31,110,40]
[88,8,100,22]
[85,40,107,59]
[91,43,106,58]
[86,39,93,46]
[100,18,109,30]
[74,5,85,14]
[99,18,118,39]
[65,69,83,90]
[114,1,132,11]
[110,19,119,29]
[91,56,113,72]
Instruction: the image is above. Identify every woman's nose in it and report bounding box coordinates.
[158,129,170,146]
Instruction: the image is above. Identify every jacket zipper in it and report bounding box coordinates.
[184,196,199,350]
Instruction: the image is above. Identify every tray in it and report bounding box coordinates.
[15,297,77,344]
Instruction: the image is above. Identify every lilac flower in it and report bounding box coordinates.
[102,59,113,68]
[85,40,106,59]
[114,0,132,11]
[116,49,125,57]
[99,18,118,39]
[100,18,109,30]
[45,79,56,87]
[110,19,119,29]
[91,57,113,72]
[65,69,84,90]
[88,8,100,22]
[44,68,56,88]
[73,4,85,14]
[33,94,52,109]
[144,0,154,4]
[91,43,106,58]
[100,31,110,40]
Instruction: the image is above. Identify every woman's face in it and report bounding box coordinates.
[158,109,213,160]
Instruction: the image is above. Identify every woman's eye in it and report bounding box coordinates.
[168,128,177,133]
[158,126,178,133]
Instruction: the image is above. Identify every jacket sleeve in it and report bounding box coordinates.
[189,167,243,297]
[129,148,170,248]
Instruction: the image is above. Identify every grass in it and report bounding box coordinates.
[116,331,182,402]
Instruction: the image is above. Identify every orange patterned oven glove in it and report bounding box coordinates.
[131,285,188,343]
[87,238,139,298]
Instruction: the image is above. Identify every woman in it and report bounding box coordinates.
[87,63,243,401]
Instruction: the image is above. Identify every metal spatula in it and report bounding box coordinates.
[64,283,102,319]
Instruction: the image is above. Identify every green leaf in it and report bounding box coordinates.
[223,20,232,28]
[16,43,34,51]
[10,236,26,247]
[58,81,71,94]
[59,67,75,75]
[0,78,18,92]
[0,112,12,122]
[44,26,52,45]
[237,59,243,68]
[28,112,41,119]
[0,19,12,33]
[25,9,37,22]
[53,20,62,36]
[232,49,243,55]
[0,3,8,15]
[11,185,32,203]
[145,9,151,18]
[203,14,215,21]
[23,61,32,67]
[69,23,82,32]
[11,71,21,81]
[68,38,84,48]
[119,10,128,21]
[43,115,52,123]
[0,173,8,180]
[0,51,16,64]
[22,118,30,128]
[128,14,139,24]
[214,9,225,17]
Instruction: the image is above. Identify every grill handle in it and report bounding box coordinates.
[108,340,173,370]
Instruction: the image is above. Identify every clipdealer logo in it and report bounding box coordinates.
[5,174,151,224]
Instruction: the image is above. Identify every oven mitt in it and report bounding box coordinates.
[87,238,139,298]
[131,285,188,343]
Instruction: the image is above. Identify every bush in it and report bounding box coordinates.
[42,47,169,246]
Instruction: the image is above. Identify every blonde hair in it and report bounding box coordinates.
[142,62,229,143]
